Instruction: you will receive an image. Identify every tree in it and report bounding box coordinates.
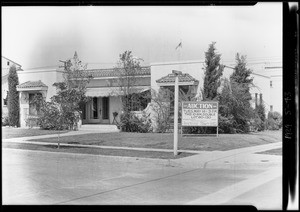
[202,42,224,100]
[7,65,20,127]
[218,54,254,133]
[114,51,153,132]
[32,52,93,130]
[115,50,143,113]
[150,88,174,132]
[254,103,266,131]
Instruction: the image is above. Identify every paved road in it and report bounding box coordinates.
[2,147,282,209]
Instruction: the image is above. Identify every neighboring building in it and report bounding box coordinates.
[261,66,282,113]
[8,53,282,128]
[1,56,23,116]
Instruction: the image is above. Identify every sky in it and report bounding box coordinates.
[2,3,282,70]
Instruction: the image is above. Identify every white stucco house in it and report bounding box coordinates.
[3,53,282,129]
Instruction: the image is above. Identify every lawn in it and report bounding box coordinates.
[28,130,282,151]
[2,142,194,159]
[2,127,69,139]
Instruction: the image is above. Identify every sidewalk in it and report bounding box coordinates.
[2,129,282,170]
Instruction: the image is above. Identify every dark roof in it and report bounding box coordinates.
[17,80,48,89]
[85,66,151,78]
[156,71,199,84]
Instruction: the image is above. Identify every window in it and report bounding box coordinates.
[7,61,10,66]
[92,97,98,119]
[270,81,273,88]
[29,93,42,115]
[102,97,109,119]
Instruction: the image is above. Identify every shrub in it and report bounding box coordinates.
[2,114,9,126]
[119,112,152,133]
[266,111,282,130]
[253,104,266,131]
[218,114,237,134]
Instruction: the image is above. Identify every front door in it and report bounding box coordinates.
[82,97,110,124]
[87,97,101,124]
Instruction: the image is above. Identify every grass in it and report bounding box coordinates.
[28,130,282,151]
[256,148,282,156]
[2,142,194,159]
[2,127,69,139]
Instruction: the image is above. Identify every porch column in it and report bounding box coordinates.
[19,91,29,128]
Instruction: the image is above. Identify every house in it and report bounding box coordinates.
[10,53,282,129]
[15,53,151,128]
[1,56,23,116]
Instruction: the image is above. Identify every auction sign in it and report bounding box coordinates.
[182,101,218,127]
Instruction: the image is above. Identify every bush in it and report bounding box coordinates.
[218,114,237,134]
[252,104,266,131]
[119,112,152,133]
[266,111,282,130]
[2,114,9,126]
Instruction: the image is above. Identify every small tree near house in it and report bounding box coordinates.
[197,42,224,134]
[202,42,224,101]
[115,51,151,132]
[31,52,93,130]
[7,65,20,127]
[218,53,255,133]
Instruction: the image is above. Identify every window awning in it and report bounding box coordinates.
[85,86,150,97]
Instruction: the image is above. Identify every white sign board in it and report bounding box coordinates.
[182,101,218,127]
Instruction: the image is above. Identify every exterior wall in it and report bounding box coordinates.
[17,68,64,102]
[270,75,282,113]
[1,57,22,77]
[109,96,122,124]
[1,79,9,116]
[267,68,282,114]
[87,76,150,88]
[17,68,64,127]
[19,92,30,128]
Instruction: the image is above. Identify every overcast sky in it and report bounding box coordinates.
[2,3,282,69]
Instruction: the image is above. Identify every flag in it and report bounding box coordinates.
[175,42,182,50]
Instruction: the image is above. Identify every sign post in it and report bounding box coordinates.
[182,101,219,136]
[173,76,179,156]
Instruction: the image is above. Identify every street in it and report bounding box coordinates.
[2,147,282,209]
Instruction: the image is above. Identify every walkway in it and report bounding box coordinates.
[2,129,282,170]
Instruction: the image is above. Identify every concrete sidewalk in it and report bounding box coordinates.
[3,129,282,170]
